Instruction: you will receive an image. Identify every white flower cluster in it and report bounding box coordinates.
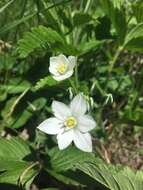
[37,54,96,152]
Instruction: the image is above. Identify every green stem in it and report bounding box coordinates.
[109,46,124,72]
[84,0,92,13]
[75,63,79,90]
[93,80,106,96]
[69,79,78,94]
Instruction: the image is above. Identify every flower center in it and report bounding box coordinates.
[57,63,66,74]
[65,116,77,128]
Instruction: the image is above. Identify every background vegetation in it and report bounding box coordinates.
[1,0,143,189]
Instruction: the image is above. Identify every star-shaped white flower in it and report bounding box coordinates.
[49,54,76,81]
[37,93,96,152]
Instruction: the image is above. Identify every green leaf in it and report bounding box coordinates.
[76,160,143,190]
[125,22,143,45]
[48,146,95,172]
[0,137,31,160]
[73,12,92,26]
[17,26,64,58]
[132,2,143,23]
[34,76,58,91]
[1,97,47,128]
[0,137,38,185]
[0,13,35,35]
[100,0,127,44]
[78,39,104,56]
[46,169,81,186]
[0,79,31,94]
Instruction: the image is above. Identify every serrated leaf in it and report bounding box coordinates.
[0,137,38,185]
[35,76,58,91]
[48,146,95,172]
[17,26,64,58]
[76,160,143,190]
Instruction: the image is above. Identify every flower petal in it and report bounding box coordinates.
[52,100,71,120]
[53,70,73,81]
[57,129,73,150]
[73,130,92,152]
[49,56,60,76]
[49,54,69,76]
[78,115,96,132]
[49,65,59,76]
[37,117,62,134]
[68,56,76,70]
[70,93,87,116]
[58,54,69,65]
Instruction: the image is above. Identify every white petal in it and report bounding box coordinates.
[49,65,59,76]
[49,56,60,76]
[70,93,87,116]
[57,129,73,150]
[37,117,62,134]
[52,100,71,120]
[58,54,69,65]
[53,70,73,81]
[50,56,59,63]
[73,130,92,152]
[49,54,68,76]
[68,56,76,70]
[78,115,96,132]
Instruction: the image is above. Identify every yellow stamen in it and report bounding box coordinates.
[57,63,66,74]
[65,116,77,128]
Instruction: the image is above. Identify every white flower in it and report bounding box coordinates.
[49,54,76,81]
[37,93,96,152]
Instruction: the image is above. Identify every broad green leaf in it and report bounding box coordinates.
[0,137,38,185]
[0,137,31,160]
[76,160,143,190]
[48,146,95,172]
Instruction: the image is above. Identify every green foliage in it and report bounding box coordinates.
[100,0,127,43]
[35,76,58,91]
[0,137,39,186]
[17,26,64,58]
[48,147,95,172]
[77,160,143,190]
[1,0,143,189]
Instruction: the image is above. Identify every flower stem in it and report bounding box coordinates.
[69,78,78,94]
[108,46,124,72]
[75,62,79,90]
